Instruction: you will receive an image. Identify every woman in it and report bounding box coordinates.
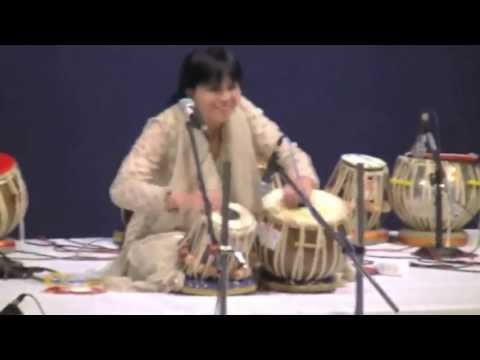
[104,47,320,293]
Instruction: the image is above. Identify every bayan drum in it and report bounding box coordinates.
[389,153,480,247]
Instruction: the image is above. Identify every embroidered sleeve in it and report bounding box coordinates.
[240,97,320,187]
[110,116,174,214]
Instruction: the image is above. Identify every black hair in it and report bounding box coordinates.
[167,47,243,106]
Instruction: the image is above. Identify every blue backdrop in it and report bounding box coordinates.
[1,45,479,238]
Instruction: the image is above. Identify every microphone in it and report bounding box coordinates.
[419,111,439,152]
[178,98,208,135]
[262,135,286,184]
[0,294,26,315]
[411,111,435,158]
[419,112,433,134]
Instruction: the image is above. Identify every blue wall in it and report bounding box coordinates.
[1,45,479,237]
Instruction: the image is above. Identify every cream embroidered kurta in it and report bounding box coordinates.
[103,97,320,292]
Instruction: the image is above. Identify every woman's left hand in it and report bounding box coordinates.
[282,177,315,209]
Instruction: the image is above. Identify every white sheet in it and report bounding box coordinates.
[1,231,479,315]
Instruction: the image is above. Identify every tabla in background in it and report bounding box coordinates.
[178,202,258,296]
[0,153,28,252]
[257,189,353,293]
[326,154,391,244]
[389,153,480,248]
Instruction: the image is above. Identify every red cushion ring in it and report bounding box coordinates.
[0,153,16,176]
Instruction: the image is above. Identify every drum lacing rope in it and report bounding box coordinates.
[325,161,343,194]
[0,189,7,236]
[0,166,27,239]
[273,222,288,280]
[444,190,453,246]
[326,232,338,278]
[367,172,385,229]
[291,225,306,282]
[184,218,205,278]
[305,226,324,282]
[262,220,276,275]
[9,176,23,236]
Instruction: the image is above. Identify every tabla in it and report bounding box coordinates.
[257,189,352,293]
[389,153,480,247]
[326,154,391,244]
[0,153,28,239]
[179,203,258,296]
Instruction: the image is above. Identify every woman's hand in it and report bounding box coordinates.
[282,177,315,209]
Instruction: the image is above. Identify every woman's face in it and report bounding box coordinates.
[189,77,241,131]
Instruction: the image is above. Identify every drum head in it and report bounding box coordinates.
[263,189,347,228]
[211,203,255,233]
[0,153,16,176]
[341,154,387,170]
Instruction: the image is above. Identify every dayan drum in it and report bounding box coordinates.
[389,153,480,247]
[179,202,258,296]
[326,154,391,244]
[257,189,351,293]
[0,153,28,240]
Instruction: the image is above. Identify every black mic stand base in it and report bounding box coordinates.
[414,247,477,260]
[0,304,23,315]
[397,229,475,259]
[180,277,257,297]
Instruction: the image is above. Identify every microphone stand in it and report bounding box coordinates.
[0,303,23,315]
[354,164,365,315]
[0,294,25,315]
[0,293,46,315]
[413,129,470,260]
[185,122,219,249]
[431,133,445,252]
[216,162,233,315]
[185,122,235,315]
[266,152,399,314]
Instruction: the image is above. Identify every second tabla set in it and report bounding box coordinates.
[389,153,480,248]
[0,153,28,252]
[178,189,353,295]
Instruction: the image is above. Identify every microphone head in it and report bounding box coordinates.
[421,112,430,122]
[179,98,208,133]
[418,110,433,134]
[178,98,195,116]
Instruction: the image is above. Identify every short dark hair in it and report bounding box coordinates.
[168,47,243,105]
